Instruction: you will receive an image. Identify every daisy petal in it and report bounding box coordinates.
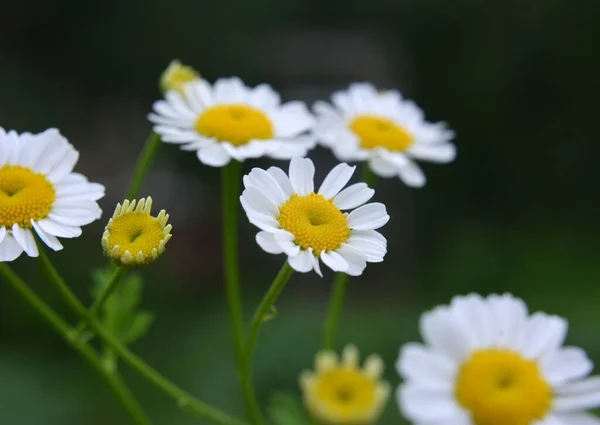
[0,232,23,262]
[255,231,284,254]
[240,186,279,217]
[196,143,232,167]
[289,157,314,196]
[399,384,470,423]
[555,413,600,425]
[318,163,355,199]
[288,250,314,273]
[346,203,389,230]
[31,220,63,252]
[333,183,375,210]
[266,166,294,197]
[335,244,367,276]
[346,232,387,262]
[320,250,349,272]
[543,347,592,386]
[397,343,456,389]
[272,101,315,137]
[35,218,82,238]
[12,224,38,257]
[408,143,457,163]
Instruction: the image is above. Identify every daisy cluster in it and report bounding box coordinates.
[3,62,596,425]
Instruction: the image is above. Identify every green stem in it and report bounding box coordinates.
[74,266,127,337]
[239,262,294,423]
[322,272,349,350]
[241,261,294,420]
[244,262,294,364]
[125,132,161,200]
[90,266,127,317]
[240,262,294,425]
[221,161,245,369]
[221,161,263,425]
[35,248,247,425]
[0,264,152,425]
[361,164,379,188]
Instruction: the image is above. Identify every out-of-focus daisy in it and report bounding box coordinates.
[314,83,456,188]
[160,59,200,94]
[300,344,391,425]
[397,293,600,425]
[0,128,104,261]
[148,77,315,167]
[102,197,171,266]
[240,157,388,276]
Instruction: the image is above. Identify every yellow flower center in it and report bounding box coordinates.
[456,349,552,425]
[0,165,56,229]
[104,213,165,264]
[313,366,378,422]
[161,61,199,93]
[277,193,350,255]
[349,115,413,151]
[194,104,273,146]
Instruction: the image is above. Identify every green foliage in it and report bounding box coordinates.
[91,267,154,345]
[267,392,312,425]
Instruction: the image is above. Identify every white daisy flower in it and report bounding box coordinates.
[240,157,389,276]
[0,128,104,261]
[314,82,456,188]
[397,293,600,425]
[148,77,316,167]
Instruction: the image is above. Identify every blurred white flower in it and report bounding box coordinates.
[397,293,600,425]
[149,77,316,167]
[314,82,456,187]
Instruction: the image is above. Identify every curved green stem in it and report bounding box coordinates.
[74,266,127,337]
[125,132,161,200]
[240,262,294,420]
[90,266,127,317]
[0,264,152,425]
[35,248,247,425]
[322,272,348,350]
[244,262,294,359]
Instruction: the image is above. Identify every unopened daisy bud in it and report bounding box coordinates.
[160,59,200,94]
[299,344,390,425]
[102,197,172,267]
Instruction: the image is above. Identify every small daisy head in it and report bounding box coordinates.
[148,77,316,167]
[240,157,389,276]
[397,293,600,425]
[300,345,391,425]
[0,128,104,262]
[314,82,456,188]
[160,59,200,94]
[102,197,172,267]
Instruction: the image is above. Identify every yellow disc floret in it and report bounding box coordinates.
[194,104,273,146]
[0,165,56,228]
[456,348,552,425]
[300,345,390,425]
[277,193,350,255]
[349,115,414,152]
[160,59,200,94]
[102,197,172,267]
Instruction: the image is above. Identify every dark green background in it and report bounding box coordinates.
[1,0,599,423]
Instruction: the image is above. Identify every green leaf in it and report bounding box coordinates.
[89,266,154,345]
[267,392,312,425]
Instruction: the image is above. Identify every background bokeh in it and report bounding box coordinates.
[1,0,600,423]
